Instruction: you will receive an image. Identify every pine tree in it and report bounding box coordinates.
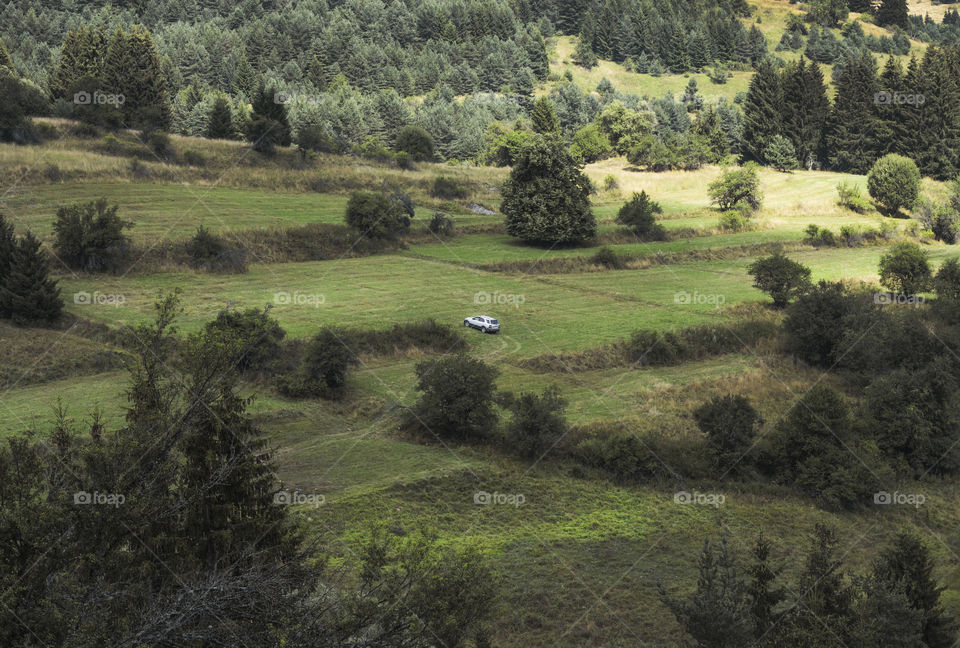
[0,231,62,326]
[50,26,106,99]
[665,24,689,73]
[102,26,171,129]
[827,51,880,173]
[875,533,958,648]
[910,47,960,179]
[742,59,783,161]
[246,82,292,153]
[530,96,561,134]
[233,51,259,98]
[746,534,783,640]
[206,96,234,139]
[781,58,831,168]
[877,0,909,28]
[875,55,906,157]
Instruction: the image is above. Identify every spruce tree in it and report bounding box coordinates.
[742,59,783,161]
[206,96,234,139]
[0,37,12,73]
[747,534,784,640]
[0,214,14,319]
[781,58,830,168]
[502,134,596,245]
[827,51,880,173]
[50,27,106,100]
[246,83,292,153]
[102,26,171,129]
[0,231,63,326]
[530,96,561,134]
[665,24,689,73]
[877,0,909,28]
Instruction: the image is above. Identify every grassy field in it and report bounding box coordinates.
[4,123,960,647]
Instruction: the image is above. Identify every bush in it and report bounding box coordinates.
[144,130,173,161]
[186,225,224,261]
[836,181,872,213]
[602,174,619,191]
[803,224,837,247]
[783,281,855,366]
[394,125,434,161]
[411,354,498,441]
[878,242,931,295]
[591,246,623,269]
[708,163,762,212]
[502,134,596,245]
[395,151,413,169]
[430,176,468,200]
[506,386,569,459]
[345,191,412,239]
[747,253,812,308]
[573,428,665,482]
[53,198,131,271]
[718,210,750,231]
[867,153,921,215]
[354,136,394,163]
[693,395,761,474]
[427,212,454,236]
[569,123,612,162]
[616,191,664,239]
[203,306,286,372]
[624,330,687,366]
[277,327,357,399]
[934,257,960,304]
[181,149,205,166]
[297,125,341,156]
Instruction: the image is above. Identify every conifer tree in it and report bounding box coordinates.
[781,58,830,168]
[0,231,62,326]
[665,24,689,73]
[827,51,880,173]
[742,59,783,161]
[0,37,12,73]
[102,26,171,129]
[245,82,292,153]
[50,27,106,99]
[0,214,14,319]
[530,96,561,134]
[877,0,909,28]
[206,95,234,139]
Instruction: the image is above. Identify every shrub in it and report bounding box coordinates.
[394,125,434,161]
[277,327,357,399]
[144,130,173,161]
[592,246,623,269]
[616,191,664,238]
[783,281,855,366]
[411,354,498,441]
[693,395,761,474]
[346,319,466,355]
[395,151,413,169]
[803,224,837,247]
[181,149,205,166]
[878,242,931,295]
[203,306,286,372]
[836,181,872,213]
[867,153,921,216]
[427,212,454,236]
[297,125,341,156]
[506,386,569,459]
[708,163,762,212]
[430,176,468,200]
[354,136,394,162]
[624,330,687,366]
[186,225,224,261]
[747,253,812,308]
[345,191,412,239]
[573,428,664,482]
[934,257,960,304]
[502,134,596,245]
[53,198,131,271]
[603,174,618,191]
[718,210,749,231]
[569,123,612,162]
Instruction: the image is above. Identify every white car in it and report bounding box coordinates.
[464,315,500,333]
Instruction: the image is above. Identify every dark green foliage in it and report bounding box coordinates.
[569,123,612,162]
[0,231,62,325]
[430,175,468,200]
[345,191,413,239]
[746,534,784,640]
[784,281,855,365]
[502,134,596,245]
[762,135,797,171]
[278,327,357,399]
[591,246,623,269]
[615,191,664,238]
[206,96,234,139]
[828,52,880,173]
[144,129,173,161]
[52,198,131,272]
[573,427,668,482]
[572,35,598,68]
[864,358,960,475]
[708,163,762,211]
[185,224,224,261]
[0,37,12,72]
[530,96,561,134]
[877,0,909,28]
[934,257,960,315]
[766,386,878,509]
[659,536,754,648]
[0,73,48,144]
[0,214,13,319]
[412,353,498,441]
[394,124,434,161]
[428,212,454,235]
[878,242,931,295]
[874,533,958,648]
[741,60,782,161]
[506,385,569,459]
[693,394,760,474]
[867,154,921,215]
[245,84,291,154]
[101,26,172,130]
[808,0,849,27]
[202,306,285,372]
[747,253,812,308]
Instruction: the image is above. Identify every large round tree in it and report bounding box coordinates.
[501,134,596,245]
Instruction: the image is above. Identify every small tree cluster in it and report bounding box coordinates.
[345,191,414,239]
[53,198,131,271]
[0,214,63,325]
[616,191,665,239]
